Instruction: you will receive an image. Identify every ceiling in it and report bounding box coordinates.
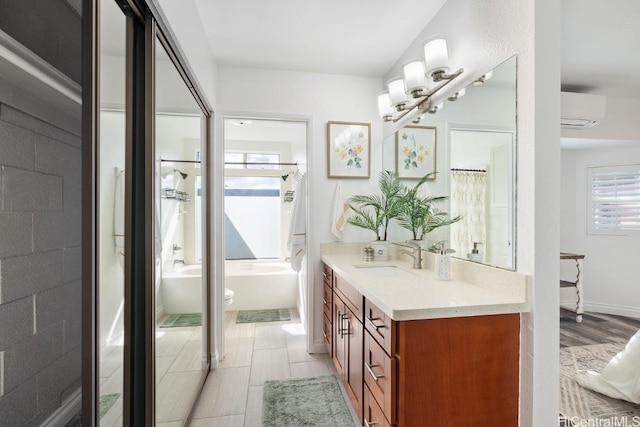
[561,0,640,99]
[193,0,448,77]
[191,0,640,101]
[190,0,640,150]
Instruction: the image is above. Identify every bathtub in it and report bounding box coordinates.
[161,264,204,314]
[225,260,298,310]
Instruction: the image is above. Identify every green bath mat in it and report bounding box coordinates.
[236,308,291,323]
[263,375,355,427]
[160,313,202,328]
[100,393,120,419]
[63,393,121,425]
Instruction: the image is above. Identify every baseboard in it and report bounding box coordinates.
[310,340,327,354]
[561,301,640,319]
[39,386,81,427]
[210,350,219,370]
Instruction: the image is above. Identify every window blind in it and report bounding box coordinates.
[588,165,640,235]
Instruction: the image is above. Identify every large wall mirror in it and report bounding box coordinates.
[383,55,517,270]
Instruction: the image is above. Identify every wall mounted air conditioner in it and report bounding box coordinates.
[561,91,606,129]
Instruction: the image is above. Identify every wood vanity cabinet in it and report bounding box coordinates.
[322,264,333,356]
[332,272,364,423]
[363,298,520,427]
[320,263,520,427]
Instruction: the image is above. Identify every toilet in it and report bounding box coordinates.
[224,288,234,310]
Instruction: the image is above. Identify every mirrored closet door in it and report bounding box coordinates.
[86,1,212,425]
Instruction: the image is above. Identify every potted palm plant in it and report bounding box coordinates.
[398,173,462,241]
[347,170,403,241]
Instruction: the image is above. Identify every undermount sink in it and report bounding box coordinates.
[354,265,414,278]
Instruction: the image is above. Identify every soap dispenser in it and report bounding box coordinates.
[467,242,483,262]
[435,241,455,281]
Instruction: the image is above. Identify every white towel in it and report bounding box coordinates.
[330,181,349,241]
[287,173,306,272]
[114,169,125,268]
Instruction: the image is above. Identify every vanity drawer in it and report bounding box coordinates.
[322,264,333,288]
[322,312,332,356]
[364,298,394,355]
[334,274,363,320]
[364,331,395,423]
[364,383,391,427]
[323,283,333,320]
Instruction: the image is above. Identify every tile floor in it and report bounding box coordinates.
[186,309,340,426]
[99,317,206,426]
[97,309,355,426]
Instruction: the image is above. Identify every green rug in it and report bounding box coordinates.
[236,308,291,324]
[100,393,120,419]
[263,375,355,427]
[160,313,202,328]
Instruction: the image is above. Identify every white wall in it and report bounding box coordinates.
[560,146,640,318]
[383,1,561,426]
[215,66,384,356]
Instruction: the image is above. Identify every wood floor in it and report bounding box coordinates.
[183,309,355,427]
[560,308,640,347]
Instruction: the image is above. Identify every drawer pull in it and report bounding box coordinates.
[339,314,350,336]
[364,419,379,427]
[322,297,328,305]
[322,271,327,278]
[322,329,327,338]
[366,316,383,331]
[365,362,383,382]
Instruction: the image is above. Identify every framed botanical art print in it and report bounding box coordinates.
[327,121,371,178]
[396,125,437,179]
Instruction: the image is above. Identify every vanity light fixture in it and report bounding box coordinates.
[472,70,493,86]
[388,77,409,111]
[377,37,463,123]
[447,87,466,101]
[377,91,395,121]
[427,102,444,114]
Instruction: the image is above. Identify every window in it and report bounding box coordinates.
[224,176,281,259]
[224,152,280,170]
[588,165,640,235]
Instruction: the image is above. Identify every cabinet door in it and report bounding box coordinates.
[345,309,363,423]
[332,296,346,377]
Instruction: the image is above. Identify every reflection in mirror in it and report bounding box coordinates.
[383,56,516,270]
[154,37,207,424]
[98,0,126,424]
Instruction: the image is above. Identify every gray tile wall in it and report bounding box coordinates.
[0,103,81,426]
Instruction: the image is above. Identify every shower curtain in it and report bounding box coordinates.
[450,170,487,260]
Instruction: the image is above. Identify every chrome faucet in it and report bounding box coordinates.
[399,242,423,269]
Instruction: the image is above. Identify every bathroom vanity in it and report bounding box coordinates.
[321,247,528,427]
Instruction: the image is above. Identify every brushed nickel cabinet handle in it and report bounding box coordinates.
[322,271,327,277]
[322,297,328,305]
[365,362,383,382]
[366,316,382,331]
[322,329,327,338]
[339,314,350,336]
[364,419,379,427]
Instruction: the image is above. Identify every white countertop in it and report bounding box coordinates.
[321,252,529,321]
